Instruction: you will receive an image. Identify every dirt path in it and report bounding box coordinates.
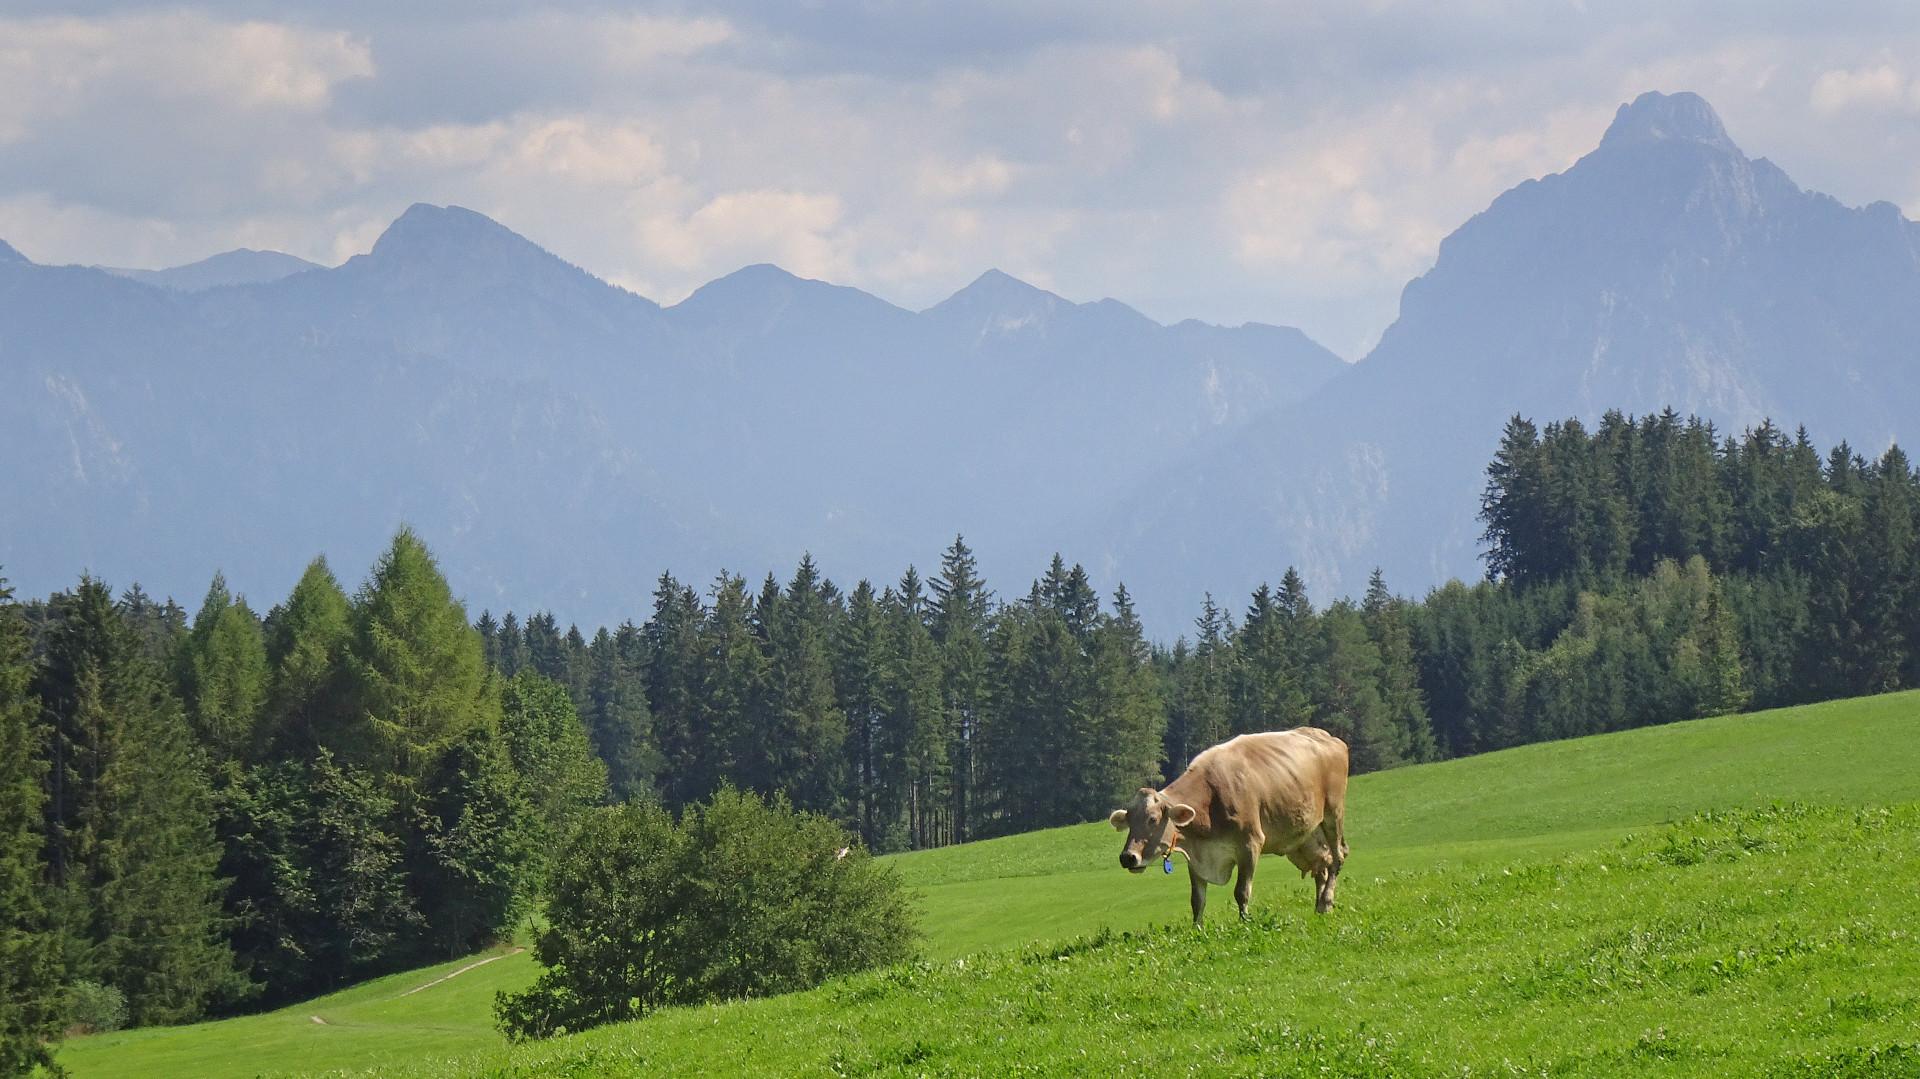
[395,948,526,999]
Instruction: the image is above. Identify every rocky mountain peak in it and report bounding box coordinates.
[1598,91,1738,154]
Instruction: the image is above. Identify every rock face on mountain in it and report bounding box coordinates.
[0,208,1342,627]
[1099,91,1920,631]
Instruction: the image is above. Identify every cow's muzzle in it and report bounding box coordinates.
[1119,850,1143,872]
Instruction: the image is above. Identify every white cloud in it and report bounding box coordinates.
[7,4,1920,354]
[1811,61,1920,113]
[0,13,370,143]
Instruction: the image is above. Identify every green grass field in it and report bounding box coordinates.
[54,689,1920,1078]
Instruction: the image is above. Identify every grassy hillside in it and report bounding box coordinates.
[363,802,1920,1078]
[54,689,1920,1078]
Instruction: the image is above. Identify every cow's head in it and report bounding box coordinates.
[1109,787,1196,873]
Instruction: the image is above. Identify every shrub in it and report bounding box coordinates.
[68,982,127,1035]
[494,787,918,1039]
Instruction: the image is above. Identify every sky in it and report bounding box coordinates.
[5,3,1920,358]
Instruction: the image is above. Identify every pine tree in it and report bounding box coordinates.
[37,577,248,1026]
[1308,600,1403,772]
[1168,593,1232,771]
[1083,586,1166,806]
[1229,581,1312,734]
[929,537,990,844]
[261,557,353,758]
[181,574,268,762]
[1361,570,1437,762]
[347,529,500,789]
[584,624,657,803]
[747,557,848,817]
[0,574,66,1076]
[413,720,539,959]
[882,571,944,848]
[643,573,707,810]
[687,573,761,807]
[499,669,607,877]
[835,581,892,849]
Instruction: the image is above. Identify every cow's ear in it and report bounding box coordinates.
[1108,809,1130,831]
[1168,803,1197,827]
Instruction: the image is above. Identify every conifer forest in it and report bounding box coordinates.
[2,410,1918,1043]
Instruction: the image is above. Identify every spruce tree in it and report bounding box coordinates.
[499,669,607,875]
[414,720,539,958]
[747,557,847,817]
[1169,594,1232,771]
[584,624,657,802]
[643,573,706,810]
[182,574,268,762]
[1229,580,1312,734]
[929,537,990,844]
[1361,570,1437,762]
[261,557,353,758]
[0,576,66,1076]
[1083,586,1165,806]
[882,571,944,848]
[37,578,248,1026]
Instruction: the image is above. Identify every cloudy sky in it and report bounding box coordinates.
[5,2,1920,357]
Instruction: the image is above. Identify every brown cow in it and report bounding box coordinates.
[1110,727,1348,923]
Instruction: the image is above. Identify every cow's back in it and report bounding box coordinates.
[1187,728,1347,843]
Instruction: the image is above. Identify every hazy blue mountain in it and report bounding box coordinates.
[98,249,321,291]
[1098,91,1920,633]
[1,207,1342,630]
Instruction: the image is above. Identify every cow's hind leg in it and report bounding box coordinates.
[1233,841,1260,920]
[1187,866,1207,927]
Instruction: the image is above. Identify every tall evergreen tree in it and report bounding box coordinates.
[747,557,848,817]
[643,573,707,810]
[0,575,66,1076]
[37,578,248,1026]
[835,581,893,849]
[882,571,944,848]
[181,574,268,762]
[1361,570,1437,763]
[583,624,657,803]
[1167,593,1232,771]
[261,557,353,759]
[929,537,990,844]
[347,529,500,788]
[499,669,607,874]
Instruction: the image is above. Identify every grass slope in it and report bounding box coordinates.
[56,689,1920,1078]
[367,802,1920,1078]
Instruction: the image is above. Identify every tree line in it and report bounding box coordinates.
[1,530,607,1064]
[6,408,1919,1068]
[1419,409,1918,753]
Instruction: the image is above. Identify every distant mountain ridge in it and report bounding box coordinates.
[0,208,1342,630]
[1095,91,1920,630]
[99,249,321,291]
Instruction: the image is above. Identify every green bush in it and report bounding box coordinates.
[494,787,918,1039]
[68,982,127,1035]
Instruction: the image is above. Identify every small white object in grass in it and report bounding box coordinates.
[310,1015,326,1025]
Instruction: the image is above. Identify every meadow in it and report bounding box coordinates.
[55,689,1920,1078]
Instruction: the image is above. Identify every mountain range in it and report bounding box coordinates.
[6,91,1918,637]
[0,203,1341,631]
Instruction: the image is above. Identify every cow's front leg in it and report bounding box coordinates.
[1188,867,1207,927]
[1313,865,1338,913]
